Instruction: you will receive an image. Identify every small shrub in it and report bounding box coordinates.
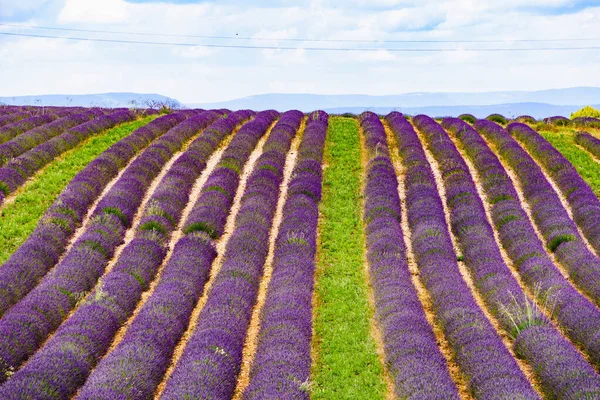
[486,114,507,125]
[571,105,600,119]
[459,114,476,124]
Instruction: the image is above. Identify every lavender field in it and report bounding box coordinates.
[0,105,599,399]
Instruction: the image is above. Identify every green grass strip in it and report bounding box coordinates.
[538,129,600,196]
[0,115,157,264]
[311,117,385,399]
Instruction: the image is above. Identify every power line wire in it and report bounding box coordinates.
[1,31,599,52]
[1,22,599,44]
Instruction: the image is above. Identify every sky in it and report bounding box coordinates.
[0,0,599,103]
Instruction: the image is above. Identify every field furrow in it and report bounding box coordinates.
[391,113,538,399]
[0,113,183,321]
[384,118,472,399]
[0,111,212,391]
[159,110,307,399]
[430,116,600,396]
[239,112,328,399]
[233,114,306,399]
[475,120,600,307]
[74,111,279,400]
[445,118,600,367]
[154,111,279,399]
[508,123,600,256]
[361,113,459,399]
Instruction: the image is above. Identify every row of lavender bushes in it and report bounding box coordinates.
[386,113,539,399]
[0,112,187,322]
[475,120,600,307]
[76,110,287,399]
[242,111,328,398]
[0,110,136,204]
[159,110,307,399]
[0,109,104,165]
[418,115,600,397]
[575,132,600,160]
[445,118,600,368]
[509,122,600,257]
[0,111,203,386]
[0,111,256,399]
[360,112,459,398]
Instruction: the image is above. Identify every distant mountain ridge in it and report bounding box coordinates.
[0,93,179,108]
[3,88,600,118]
[190,87,600,118]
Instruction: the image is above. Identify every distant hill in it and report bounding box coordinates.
[0,93,180,108]
[190,87,600,117]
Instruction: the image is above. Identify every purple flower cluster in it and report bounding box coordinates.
[0,110,135,201]
[475,120,600,305]
[509,122,600,256]
[0,112,32,128]
[183,110,283,238]
[0,110,103,165]
[572,117,600,128]
[442,117,600,394]
[160,111,309,400]
[0,114,59,145]
[388,112,538,399]
[359,112,459,399]
[0,111,201,383]
[0,111,238,399]
[575,131,600,160]
[242,111,328,399]
[76,110,259,399]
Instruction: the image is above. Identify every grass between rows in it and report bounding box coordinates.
[311,117,386,399]
[537,128,600,196]
[0,115,157,265]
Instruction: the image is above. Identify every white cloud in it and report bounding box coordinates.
[0,0,599,104]
[58,0,130,23]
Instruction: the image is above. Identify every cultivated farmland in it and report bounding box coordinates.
[0,105,599,399]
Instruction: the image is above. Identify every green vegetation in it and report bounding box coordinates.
[0,116,156,264]
[571,106,600,119]
[312,117,386,399]
[538,129,600,196]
